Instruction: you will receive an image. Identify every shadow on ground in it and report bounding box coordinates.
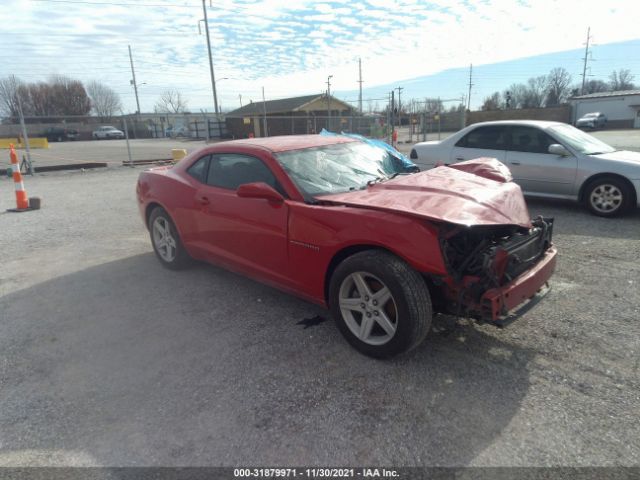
[0,253,537,466]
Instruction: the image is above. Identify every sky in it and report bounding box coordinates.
[1,0,639,114]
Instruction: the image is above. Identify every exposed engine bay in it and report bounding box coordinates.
[439,217,554,319]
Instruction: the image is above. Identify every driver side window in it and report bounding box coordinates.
[207,154,285,195]
[456,126,508,150]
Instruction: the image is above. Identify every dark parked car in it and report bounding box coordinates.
[42,127,79,142]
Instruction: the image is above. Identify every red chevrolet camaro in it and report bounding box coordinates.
[137,135,557,358]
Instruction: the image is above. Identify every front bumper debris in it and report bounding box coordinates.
[480,246,558,323]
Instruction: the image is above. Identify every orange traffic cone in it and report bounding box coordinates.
[9,144,29,210]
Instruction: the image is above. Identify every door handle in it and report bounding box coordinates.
[455,157,464,161]
[197,195,210,205]
[510,162,521,165]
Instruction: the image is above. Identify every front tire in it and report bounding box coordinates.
[148,207,193,270]
[584,176,632,217]
[329,250,432,358]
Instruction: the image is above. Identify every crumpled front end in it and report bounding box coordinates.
[438,217,556,323]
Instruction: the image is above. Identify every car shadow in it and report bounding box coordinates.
[1,253,537,467]
[525,196,640,240]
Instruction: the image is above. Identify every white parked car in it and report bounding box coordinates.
[576,112,607,130]
[92,126,125,140]
[410,120,640,217]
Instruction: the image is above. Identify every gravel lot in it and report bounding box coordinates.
[0,165,639,467]
[2,138,210,169]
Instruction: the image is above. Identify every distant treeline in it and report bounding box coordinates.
[481,68,636,111]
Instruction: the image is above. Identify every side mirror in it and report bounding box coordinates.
[237,182,284,203]
[548,144,570,157]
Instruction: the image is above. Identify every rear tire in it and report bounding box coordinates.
[584,176,632,217]
[148,207,193,270]
[329,250,432,358]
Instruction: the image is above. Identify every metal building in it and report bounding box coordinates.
[570,90,640,129]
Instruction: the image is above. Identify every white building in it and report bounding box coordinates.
[570,90,640,129]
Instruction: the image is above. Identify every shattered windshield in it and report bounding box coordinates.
[275,141,412,196]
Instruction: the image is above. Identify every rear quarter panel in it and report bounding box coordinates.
[137,168,204,256]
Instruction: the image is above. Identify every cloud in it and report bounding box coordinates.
[0,0,638,112]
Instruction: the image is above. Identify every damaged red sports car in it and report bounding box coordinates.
[136,135,557,358]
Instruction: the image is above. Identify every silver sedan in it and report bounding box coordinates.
[410,120,640,217]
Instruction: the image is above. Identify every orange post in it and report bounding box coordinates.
[9,144,29,210]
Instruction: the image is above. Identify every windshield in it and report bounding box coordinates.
[582,113,597,118]
[276,142,412,196]
[548,124,616,155]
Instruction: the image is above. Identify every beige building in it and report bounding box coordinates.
[225,94,354,138]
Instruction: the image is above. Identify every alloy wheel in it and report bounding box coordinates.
[338,271,398,346]
[590,184,623,214]
[152,216,177,262]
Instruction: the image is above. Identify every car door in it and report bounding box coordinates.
[193,153,291,285]
[449,125,508,165]
[505,126,577,196]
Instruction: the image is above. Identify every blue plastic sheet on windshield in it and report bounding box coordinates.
[319,129,416,171]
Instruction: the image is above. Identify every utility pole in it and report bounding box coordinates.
[395,86,403,129]
[201,0,221,138]
[326,75,333,131]
[580,26,592,95]
[390,90,395,144]
[128,45,141,114]
[387,91,391,143]
[261,86,268,137]
[16,93,33,175]
[467,63,473,111]
[358,58,363,114]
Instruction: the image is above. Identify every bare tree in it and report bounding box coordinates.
[154,89,188,113]
[545,67,572,106]
[522,76,547,108]
[578,79,609,95]
[609,69,635,91]
[503,84,526,109]
[86,80,122,119]
[46,75,91,116]
[481,92,502,111]
[0,75,23,117]
[423,97,443,114]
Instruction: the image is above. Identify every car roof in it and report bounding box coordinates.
[213,134,357,153]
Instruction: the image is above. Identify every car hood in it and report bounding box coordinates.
[318,164,531,228]
[590,150,640,166]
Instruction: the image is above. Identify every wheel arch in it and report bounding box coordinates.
[578,172,637,206]
[145,202,165,229]
[323,244,433,305]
